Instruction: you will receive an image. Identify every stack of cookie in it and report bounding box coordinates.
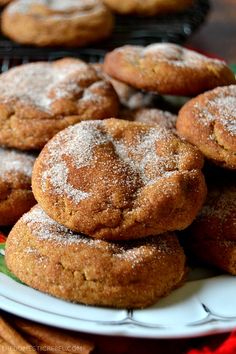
[4,43,236,308]
[103,43,236,276]
[177,86,236,274]
[6,117,205,308]
[0,57,119,227]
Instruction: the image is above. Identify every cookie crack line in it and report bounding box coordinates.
[212,121,236,155]
[32,119,206,240]
[0,59,119,150]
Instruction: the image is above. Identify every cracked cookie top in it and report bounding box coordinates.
[103,43,236,96]
[176,85,236,169]
[32,118,206,240]
[0,58,119,150]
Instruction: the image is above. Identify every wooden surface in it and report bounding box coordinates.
[187,0,236,63]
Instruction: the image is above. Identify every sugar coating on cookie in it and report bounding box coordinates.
[0,148,34,180]
[6,0,102,14]
[5,205,187,308]
[32,118,206,240]
[0,58,119,150]
[177,85,236,169]
[102,0,193,15]
[2,0,114,47]
[186,176,236,274]
[189,177,236,241]
[121,108,177,133]
[0,147,36,225]
[104,43,236,96]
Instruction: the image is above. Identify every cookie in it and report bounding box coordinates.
[92,63,157,110]
[0,58,119,151]
[2,0,114,47]
[102,0,193,15]
[120,108,177,133]
[0,0,12,6]
[185,176,236,274]
[32,118,207,240]
[103,43,236,96]
[176,85,236,169]
[5,205,187,308]
[0,148,36,225]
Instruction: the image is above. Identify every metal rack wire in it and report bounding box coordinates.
[0,0,210,71]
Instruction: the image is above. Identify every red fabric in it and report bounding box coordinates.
[187,331,236,354]
[0,232,6,243]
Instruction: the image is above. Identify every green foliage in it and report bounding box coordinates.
[0,244,22,283]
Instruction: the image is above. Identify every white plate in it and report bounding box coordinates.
[1,267,236,338]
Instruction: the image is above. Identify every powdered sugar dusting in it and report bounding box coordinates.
[7,0,103,19]
[41,121,106,203]
[131,108,177,132]
[22,205,172,264]
[23,206,82,244]
[194,103,215,122]
[42,162,90,203]
[211,95,236,136]
[0,147,35,181]
[200,184,236,223]
[113,126,178,185]
[45,0,97,11]
[81,81,107,105]
[41,119,186,204]
[194,86,236,138]
[0,60,97,113]
[143,43,224,68]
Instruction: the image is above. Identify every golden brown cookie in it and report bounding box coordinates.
[176,85,236,169]
[2,0,114,47]
[0,58,119,151]
[185,175,236,274]
[32,118,207,240]
[120,108,177,133]
[0,147,36,225]
[103,43,236,96]
[5,205,187,308]
[102,0,193,15]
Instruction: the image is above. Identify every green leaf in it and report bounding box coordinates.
[0,245,23,283]
[230,64,236,74]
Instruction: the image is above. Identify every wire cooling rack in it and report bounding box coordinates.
[0,0,210,71]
